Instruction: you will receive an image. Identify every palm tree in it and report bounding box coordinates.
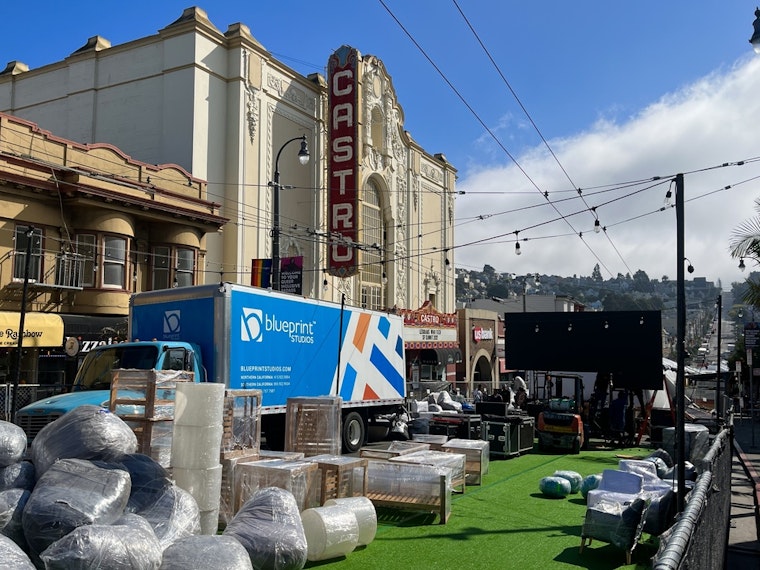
[729,197,760,307]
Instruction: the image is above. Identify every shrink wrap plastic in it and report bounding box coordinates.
[301,504,359,561]
[224,487,307,570]
[21,458,131,562]
[0,487,29,548]
[324,496,377,546]
[0,534,35,569]
[0,460,35,491]
[136,483,201,548]
[31,405,137,478]
[39,513,162,569]
[159,534,253,570]
[174,382,226,426]
[0,420,26,467]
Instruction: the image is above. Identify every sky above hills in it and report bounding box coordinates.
[2,1,760,289]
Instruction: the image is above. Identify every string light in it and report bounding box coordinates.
[739,258,746,272]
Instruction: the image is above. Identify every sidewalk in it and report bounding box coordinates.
[728,417,760,569]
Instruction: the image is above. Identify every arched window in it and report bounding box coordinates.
[361,179,385,310]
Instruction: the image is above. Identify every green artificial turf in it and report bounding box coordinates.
[306,443,660,570]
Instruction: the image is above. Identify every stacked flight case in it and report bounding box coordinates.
[476,402,535,458]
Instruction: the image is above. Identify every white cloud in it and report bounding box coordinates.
[455,55,760,289]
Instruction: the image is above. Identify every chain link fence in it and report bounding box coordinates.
[0,383,67,422]
[652,426,731,569]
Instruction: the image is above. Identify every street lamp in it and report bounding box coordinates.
[270,135,309,291]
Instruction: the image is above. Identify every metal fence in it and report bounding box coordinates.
[652,427,732,569]
[0,383,67,421]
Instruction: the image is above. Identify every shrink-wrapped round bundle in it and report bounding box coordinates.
[118,453,173,513]
[539,476,571,498]
[0,420,27,467]
[159,534,253,570]
[22,458,131,562]
[136,483,200,548]
[324,496,377,546]
[0,488,30,548]
[0,460,35,491]
[301,504,359,561]
[171,424,224,470]
[173,465,223,511]
[553,470,583,494]
[174,382,226,427]
[0,534,35,569]
[31,405,137,478]
[223,487,307,570]
[581,473,603,499]
[39,513,162,569]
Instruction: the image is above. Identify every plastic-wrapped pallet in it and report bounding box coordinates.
[39,513,162,569]
[223,487,307,570]
[31,405,137,478]
[0,420,27,467]
[160,534,253,570]
[21,458,131,563]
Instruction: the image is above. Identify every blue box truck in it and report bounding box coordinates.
[16,283,407,453]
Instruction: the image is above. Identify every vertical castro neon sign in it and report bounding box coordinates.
[327,45,359,277]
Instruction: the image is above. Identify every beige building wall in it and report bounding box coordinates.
[0,7,456,313]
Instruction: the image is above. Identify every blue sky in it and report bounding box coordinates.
[2,2,760,289]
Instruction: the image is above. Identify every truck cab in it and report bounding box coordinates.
[15,341,204,442]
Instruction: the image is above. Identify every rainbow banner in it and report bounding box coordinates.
[251,258,272,288]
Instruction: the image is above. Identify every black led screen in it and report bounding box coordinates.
[503,311,663,390]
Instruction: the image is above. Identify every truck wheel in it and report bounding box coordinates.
[342,411,366,454]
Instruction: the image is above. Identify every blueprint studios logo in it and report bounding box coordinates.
[163,310,181,335]
[241,308,264,342]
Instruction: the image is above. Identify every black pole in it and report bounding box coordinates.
[336,293,345,396]
[11,226,34,422]
[675,173,686,512]
[716,294,722,422]
[271,135,308,291]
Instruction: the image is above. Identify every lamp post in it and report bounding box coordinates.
[675,172,686,512]
[11,226,35,421]
[269,135,309,291]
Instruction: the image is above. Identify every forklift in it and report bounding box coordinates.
[535,373,586,454]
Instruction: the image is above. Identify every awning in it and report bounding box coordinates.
[420,347,462,366]
[0,311,64,348]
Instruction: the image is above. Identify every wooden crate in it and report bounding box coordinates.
[109,369,193,460]
[218,451,260,529]
[365,459,451,524]
[285,396,342,457]
[221,389,262,455]
[359,440,430,460]
[442,438,489,485]
[389,450,467,494]
[307,454,368,504]
[234,459,320,512]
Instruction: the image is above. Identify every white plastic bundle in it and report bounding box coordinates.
[159,534,253,570]
[223,487,307,570]
[39,513,163,569]
[324,496,377,546]
[31,405,137,478]
[301,504,359,562]
[0,420,27,467]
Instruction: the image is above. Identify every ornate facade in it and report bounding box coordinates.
[0,6,456,314]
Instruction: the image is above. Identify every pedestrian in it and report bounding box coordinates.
[473,384,484,403]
